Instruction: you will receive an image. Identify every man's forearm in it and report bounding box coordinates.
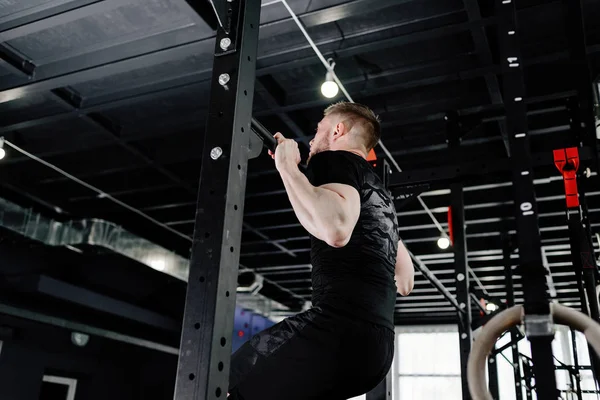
[278,165,347,245]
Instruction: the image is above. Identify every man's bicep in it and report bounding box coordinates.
[319,183,361,221]
[320,183,360,204]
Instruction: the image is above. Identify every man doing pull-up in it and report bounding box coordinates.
[228,102,415,400]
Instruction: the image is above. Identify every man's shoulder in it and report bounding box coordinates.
[307,151,367,188]
[311,150,368,166]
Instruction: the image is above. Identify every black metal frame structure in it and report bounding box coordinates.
[381,0,600,397]
[503,233,525,400]
[561,139,600,386]
[174,1,261,398]
[447,110,473,400]
[0,0,598,399]
[0,0,596,323]
[570,328,584,400]
[173,2,409,399]
[496,0,557,397]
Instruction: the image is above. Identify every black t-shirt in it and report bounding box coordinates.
[306,150,399,331]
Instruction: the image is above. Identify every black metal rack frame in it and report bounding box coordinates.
[173,1,600,399]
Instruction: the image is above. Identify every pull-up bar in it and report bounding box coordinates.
[251,118,277,153]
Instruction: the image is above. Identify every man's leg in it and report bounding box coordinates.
[228,308,340,400]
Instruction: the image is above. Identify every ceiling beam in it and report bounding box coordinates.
[47,89,199,197]
[0,0,116,32]
[0,8,580,139]
[0,5,482,105]
[0,54,473,137]
[0,43,34,77]
[255,76,311,146]
[35,94,300,260]
[259,0,411,38]
[0,36,215,104]
[27,0,457,85]
[387,146,594,187]
[0,0,133,42]
[253,50,578,118]
[178,0,219,30]
[462,0,511,156]
[0,67,576,172]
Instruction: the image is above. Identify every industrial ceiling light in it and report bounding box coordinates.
[149,258,166,272]
[437,236,451,250]
[71,332,90,347]
[321,72,339,98]
[321,59,339,99]
[0,137,5,160]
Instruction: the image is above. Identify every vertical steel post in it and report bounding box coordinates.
[173,1,261,399]
[503,233,524,400]
[524,368,533,400]
[447,111,472,400]
[487,353,499,400]
[571,328,584,400]
[562,8,600,386]
[452,184,472,400]
[496,0,557,397]
[564,99,600,385]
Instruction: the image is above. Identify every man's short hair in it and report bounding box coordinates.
[324,102,381,152]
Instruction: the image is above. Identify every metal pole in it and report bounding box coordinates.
[496,0,557,398]
[503,233,524,400]
[447,111,472,400]
[488,352,499,400]
[452,182,472,400]
[174,1,262,399]
[524,362,533,400]
[250,118,277,152]
[571,328,584,400]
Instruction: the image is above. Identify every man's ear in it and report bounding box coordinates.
[333,121,347,139]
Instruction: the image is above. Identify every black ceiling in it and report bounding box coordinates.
[0,0,599,339]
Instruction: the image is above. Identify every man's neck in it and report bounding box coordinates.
[329,145,367,159]
[343,149,367,159]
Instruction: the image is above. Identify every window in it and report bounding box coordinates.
[392,324,598,400]
[393,325,462,400]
